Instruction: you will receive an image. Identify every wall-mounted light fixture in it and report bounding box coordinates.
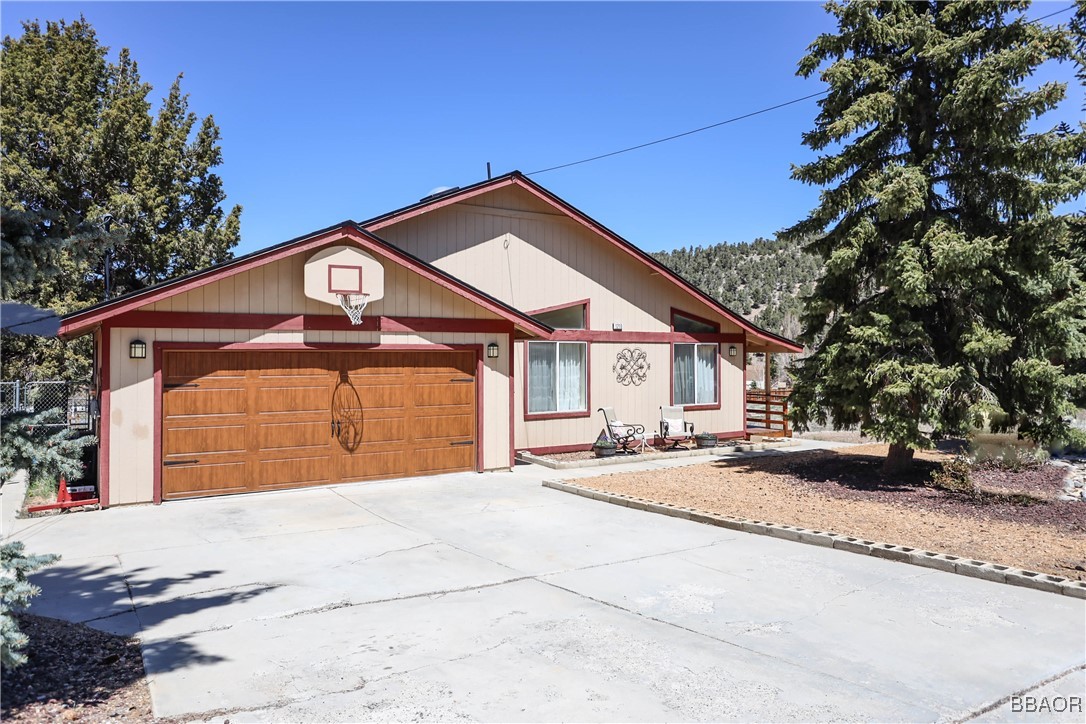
[129,339,147,359]
[728,345,738,357]
[487,342,500,359]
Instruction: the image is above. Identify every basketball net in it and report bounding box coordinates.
[337,293,370,325]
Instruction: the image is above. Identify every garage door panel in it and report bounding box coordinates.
[256,455,334,489]
[163,461,248,499]
[354,417,406,444]
[257,420,333,452]
[342,353,405,376]
[165,351,247,382]
[164,388,247,418]
[257,352,330,377]
[347,385,406,411]
[412,445,474,475]
[339,450,409,481]
[413,414,473,442]
[414,384,473,408]
[256,386,330,415]
[166,425,248,456]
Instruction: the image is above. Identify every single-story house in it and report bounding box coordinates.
[59,171,800,506]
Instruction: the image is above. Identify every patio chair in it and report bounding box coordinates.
[598,407,647,454]
[659,406,695,450]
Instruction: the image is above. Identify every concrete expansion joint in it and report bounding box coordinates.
[955,662,1086,723]
[541,479,1086,599]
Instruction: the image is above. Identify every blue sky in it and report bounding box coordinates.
[3,2,1082,256]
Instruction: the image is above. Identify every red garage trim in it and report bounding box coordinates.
[108,310,514,335]
[742,340,749,435]
[522,339,592,421]
[507,330,516,469]
[99,326,111,508]
[151,341,486,505]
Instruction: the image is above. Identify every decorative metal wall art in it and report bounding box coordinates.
[613,348,650,386]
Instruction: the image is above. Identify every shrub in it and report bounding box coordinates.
[929,457,976,497]
[0,409,96,494]
[968,444,1048,471]
[1051,428,1086,457]
[0,542,59,669]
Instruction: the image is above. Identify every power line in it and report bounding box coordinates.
[525,91,830,176]
[525,4,1077,177]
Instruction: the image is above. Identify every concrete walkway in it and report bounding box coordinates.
[8,444,1085,722]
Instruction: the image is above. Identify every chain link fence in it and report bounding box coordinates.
[0,380,93,430]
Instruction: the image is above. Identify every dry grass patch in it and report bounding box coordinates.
[581,444,1086,581]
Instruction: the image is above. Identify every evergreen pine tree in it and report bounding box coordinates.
[785,0,1086,471]
[1,541,59,670]
[1,18,242,379]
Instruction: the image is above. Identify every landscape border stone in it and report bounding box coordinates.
[541,478,1086,599]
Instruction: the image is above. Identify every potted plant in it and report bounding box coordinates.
[593,439,618,457]
[694,433,718,449]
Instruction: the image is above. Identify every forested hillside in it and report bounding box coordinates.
[652,236,820,340]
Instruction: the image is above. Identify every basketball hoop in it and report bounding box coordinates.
[337,293,370,325]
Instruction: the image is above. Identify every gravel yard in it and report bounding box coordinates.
[1,614,152,723]
[579,444,1086,581]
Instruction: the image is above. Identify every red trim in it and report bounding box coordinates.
[550,330,742,344]
[522,340,592,421]
[60,225,549,339]
[106,310,514,335]
[526,298,591,329]
[151,342,485,504]
[669,342,723,411]
[670,307,721,333]
[152,351,163,505]
[507,331,516,469]
[742,340,748,435]
[327,264,363,294]
[475,349,484,472]
[99,326,111,508]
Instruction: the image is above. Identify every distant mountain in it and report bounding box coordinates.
[652,236,821,341]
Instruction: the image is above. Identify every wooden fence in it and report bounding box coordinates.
[746,389,791,437]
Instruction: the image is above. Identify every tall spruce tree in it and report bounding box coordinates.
[785,0,1086,471]
[1,17,241,379]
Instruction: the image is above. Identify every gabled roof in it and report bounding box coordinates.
[58,222,552,339]
[362,171,802,353]
[60,173,801,352]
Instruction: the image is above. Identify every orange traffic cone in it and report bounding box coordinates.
[56,476,70,504]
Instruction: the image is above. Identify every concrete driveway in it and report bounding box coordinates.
[8,460,1085,722]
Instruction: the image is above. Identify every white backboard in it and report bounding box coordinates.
[304,245,385,307]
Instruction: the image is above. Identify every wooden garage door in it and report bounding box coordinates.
[161,350,477,500]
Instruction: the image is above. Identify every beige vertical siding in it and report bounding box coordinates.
[374,191,742,336]
[155,253,494,322]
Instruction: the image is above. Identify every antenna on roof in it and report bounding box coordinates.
[486,162,491,180]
